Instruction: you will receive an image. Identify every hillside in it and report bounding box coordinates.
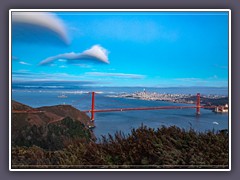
[12,100,91,126]
[12,100,95,150]
[12,100,33,111]
[178,96,228,106]
[37,104,90,125]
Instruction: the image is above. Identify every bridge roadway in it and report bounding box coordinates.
[12,105,217,123]
[83,105,216,113]
[12,106,216,114]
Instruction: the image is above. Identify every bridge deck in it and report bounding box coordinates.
[83,105,216,113]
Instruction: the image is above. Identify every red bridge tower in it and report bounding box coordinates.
[196,93,201,115]
[91,91,95,121]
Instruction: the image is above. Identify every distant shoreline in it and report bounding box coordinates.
[111,91,228,106]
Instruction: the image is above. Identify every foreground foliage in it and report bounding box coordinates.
[12,117,94,150]
[12,125,229,169]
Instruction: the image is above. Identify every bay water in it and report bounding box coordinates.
[12,86,229,139]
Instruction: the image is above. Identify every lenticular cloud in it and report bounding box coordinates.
[39,45,109,65]
[12,12,69,45]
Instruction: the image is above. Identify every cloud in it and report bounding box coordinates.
[173,77,228,87]
[58,59,67,62]
[12,56,32,65]
[174,78,203,82]
[12,71,84,81]
[12,80,98,87]
[19,61,31,66]
[214,64,228,69]
[12,12,69,45]
[174,78,209,84]
[75,64,92,68]
[39,45,109,65]
[12,71,111,85]
[12,56,19,60]
[85,72,146,79]
[12,71,32,76]
[211,75,218,79]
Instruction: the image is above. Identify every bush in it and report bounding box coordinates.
[12,125,229,169]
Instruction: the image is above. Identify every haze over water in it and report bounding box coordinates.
[12,85,229,139]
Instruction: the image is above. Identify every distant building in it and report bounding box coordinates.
[214,104,228,113]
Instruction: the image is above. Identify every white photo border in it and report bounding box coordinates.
[9,9,231,171]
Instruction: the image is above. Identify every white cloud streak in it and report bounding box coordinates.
[12,71,111,85]
[19,61,32,66]
[12,12,69,44]
[39,45,109,65]
[12,56,31,65]
[12,56,19,60]
[85,72,146,79]
[12,72,84,81]
[174,78,203,82]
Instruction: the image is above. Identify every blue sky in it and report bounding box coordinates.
[12,11,229,87]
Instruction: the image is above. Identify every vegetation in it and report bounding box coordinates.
[12,125,229,169]
[12,117,94,151]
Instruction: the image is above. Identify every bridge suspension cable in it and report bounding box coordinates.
[83,92,216,121]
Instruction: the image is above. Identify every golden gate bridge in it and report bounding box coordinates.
[83,92,216,121]
[13,92,217,122]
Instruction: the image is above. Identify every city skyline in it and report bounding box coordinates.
[11,10,229,87]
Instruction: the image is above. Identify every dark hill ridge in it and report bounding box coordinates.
[12,100,95,150]
[12,100,33,111]
[37,104,90,125]
[12,100,91,126]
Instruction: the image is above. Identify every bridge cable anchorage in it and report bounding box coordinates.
[82,92,217,121]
